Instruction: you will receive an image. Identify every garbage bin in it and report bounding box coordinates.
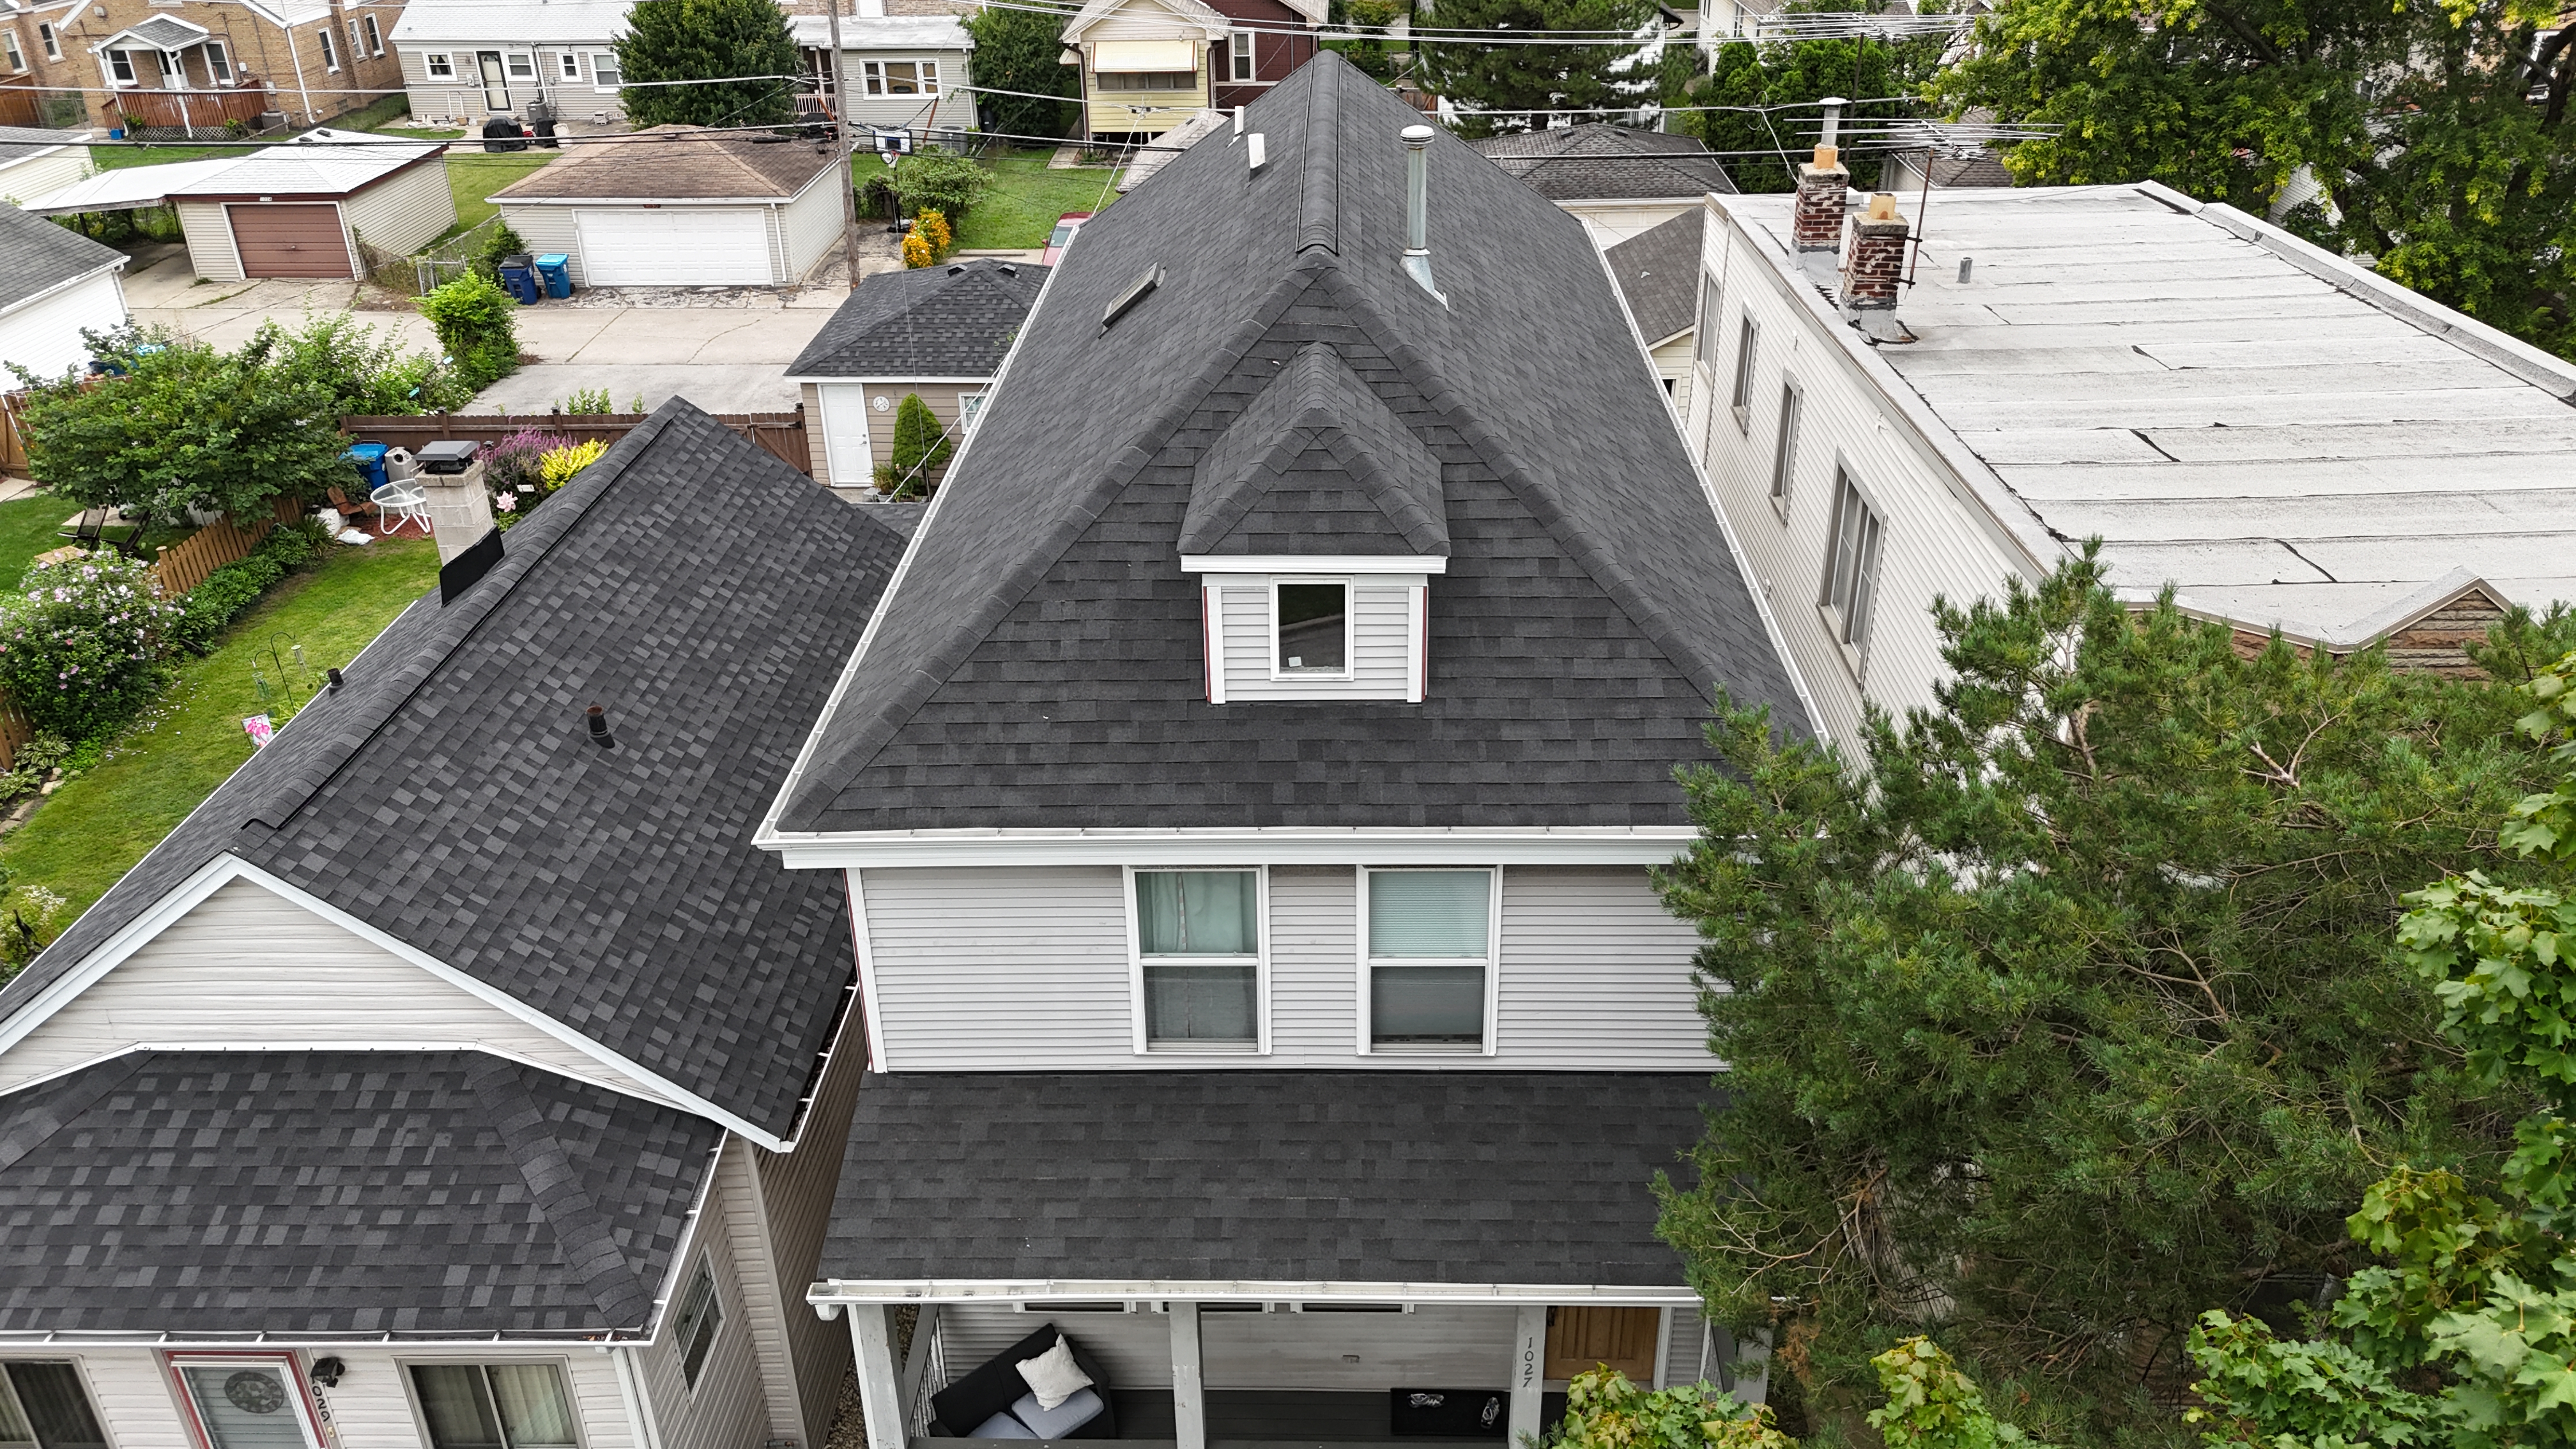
[535,254,572,298]
[498,254,540,305]
[346,441,390,493]
[481,116,527,153]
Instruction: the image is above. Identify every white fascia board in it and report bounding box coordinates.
[0,259,130,324]
[0,1330,653,1348]
[784,375,997,386]
[1183,555,1448,575]
[502,196,788,206]
[765,827,1696,870]
[807,1279,1701,1308]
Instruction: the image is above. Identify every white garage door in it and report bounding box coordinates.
[574,208,770,286]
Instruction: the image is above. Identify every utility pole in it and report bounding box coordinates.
[823,0,864,291]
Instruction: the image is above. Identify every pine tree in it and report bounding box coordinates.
[876,394,953,498]
[1412,0,1656,136]
[615,0,801,130]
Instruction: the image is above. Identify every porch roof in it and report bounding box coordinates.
[813,1071,1712,1300]
[90,15,212,52]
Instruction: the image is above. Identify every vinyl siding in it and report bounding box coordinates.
[395,47,630,124]
[494,203,583,282]
[778,173,844,284]
[176,199,242,281]
[339,161,456,261]
[0,146,90,206]
[327,1349,636,1449]
[1686,197,2037,749]
[932,1306,1521,1394]
[854,866,1709,1070]
[713,1137,801,1449]
[0,877,682,1106]
[0,269,123,381]
[841,382,983,491]
[828,50,975,132]
[1556,199,1701,246]
[1212,580,1415,702]
[634,1156,776,1449]
[1650,332,1694,419]
[801,383,832,479]
[751,1017,867,1448]
[59,1352,188,1449]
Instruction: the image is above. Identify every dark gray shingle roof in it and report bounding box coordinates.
[818,1071,1713,1285]
[0,402,907,1138]
[770,55,1809,837]
[1468,123,1738,200]
[0,202,125,314]
[0,1050,721,1335]
[786,258,1051,379]
[1606,207,1703,345]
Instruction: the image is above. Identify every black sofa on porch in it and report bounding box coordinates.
[930,1323,1122,1439]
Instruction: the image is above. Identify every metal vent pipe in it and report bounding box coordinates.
[1400,124,1442,302]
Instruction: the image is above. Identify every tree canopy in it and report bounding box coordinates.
[1934,0,2576,358]
[615,0,801,130]
[962,2,1079,141]
[1653,546,2576,1440]
[1669,25,1946,192]
[1413,0,1657,135]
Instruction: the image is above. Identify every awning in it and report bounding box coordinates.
[1094,38,1198,70]
[19,158,243,215]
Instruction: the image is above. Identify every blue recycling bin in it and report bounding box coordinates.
[346,442,389,493]
[498,255,540,305]
[535,253,572,298]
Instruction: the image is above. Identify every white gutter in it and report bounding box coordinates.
[808,1279,1703,1310]
[765,825,1699,869]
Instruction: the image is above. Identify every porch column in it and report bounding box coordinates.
[1509,1305,1547,1443]
[1169,1301,1206,1449]
[849,1304,910,1449]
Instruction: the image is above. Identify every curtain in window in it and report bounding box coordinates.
[488,1367,576,1449]
[410,1367,503,1449]
[179,1368,309,1449]
[1136,871,1256,956]
[8,1366,106,1449]
[1368,871,1489,957]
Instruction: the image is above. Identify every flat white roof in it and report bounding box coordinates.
[388,0,629,46]
[787,14,971,50]
[18,157,244,214]
[167,139,443,198]
[1722,183,2576,640]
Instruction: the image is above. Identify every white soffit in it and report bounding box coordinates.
[769,827,1697,868]
[807,1279,1703,1309]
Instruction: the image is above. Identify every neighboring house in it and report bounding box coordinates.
[1604,206,1699,415]
[785,255,1050,494]
[0,199,125,379]
[755,56,1809,1448]
[1468,123,1736,243]
[790,13,974,137]
[0,123,89,205]
[490,125,841,288]
[2,0,406,134]
[0,403,914,1449]
[1061,0,1321,141]
[388,0,627,126]
[1882,147,2012,192]
[1681,150,2576,748]
[164,132,451,279]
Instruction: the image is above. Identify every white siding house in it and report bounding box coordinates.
[0,127,91,208]
[388,0,633,125]
[0,198,127,381]
[791,15,977,137]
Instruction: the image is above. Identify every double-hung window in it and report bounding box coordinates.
[1820,467,1883,661]
[671,1260,724,1391]
[2,31,23,73]
[505,51,535,80]
[364,16,383,56]
[205,42,232,82]
[409,1365,580,1449]
[106,49,135,84]
[1229,32,1253,80]
[1768,379,1802,512]
[1363,868,1495,1051]
[556,51,578,80]
[348,20,363,56]
[590,52,620,89]
[38,22,61,62]
[1691,273,1720,369]
[1728,315,1757,431]
[1132,870,1262,1050]
[0,1361,107,1449]
[317,26,339,72]
[425,52,454,79]
[958,391,988,433]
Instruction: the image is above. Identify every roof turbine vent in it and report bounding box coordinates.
[1400,124,1445,305]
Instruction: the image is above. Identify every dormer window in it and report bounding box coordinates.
[1275,581,1347,675]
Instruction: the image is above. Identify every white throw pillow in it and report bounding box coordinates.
[1015,1338,1094,1412]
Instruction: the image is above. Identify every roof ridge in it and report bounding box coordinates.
[1298,62,1342,256]
[237,403,693,834]
[1178,342,1448,556]
[780,261,1330,823]
[0,1050,145,1167]
[470,1057,657,1328]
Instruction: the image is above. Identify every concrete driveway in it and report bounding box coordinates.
[123,245,851,414]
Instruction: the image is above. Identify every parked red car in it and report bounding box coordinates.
[1041,212,1091,266]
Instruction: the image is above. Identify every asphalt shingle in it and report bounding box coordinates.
[1605,208,1703,345]
[1468,124,1738,201]
[0,201,126,314]
[786,258,1050,379]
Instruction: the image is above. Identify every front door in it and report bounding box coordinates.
[815,383,875,487]
[1543,1307,1661,1384]
[478,50,509,112]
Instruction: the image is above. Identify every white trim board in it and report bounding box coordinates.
[0,855,795,1151]
[1183,555,1450,575]
[808,1280,1702,1309]
[769,828,1698,869]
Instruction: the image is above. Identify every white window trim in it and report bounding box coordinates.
[424,51,453,78]
[958,390,988,433]
[107,48,135,86]
[395,1358,588,1449]
[1122,864,1271,1056]
[590,51,619,91]
[556,50,579,79]
[204,40,231,82]
[40,22,62,61]
[1229,31,1252,80]
[1817,457,1884,678]
[1690,270,1721,374]
[1728,313,1757,431]
[673,1255,724,1395]
[1768,374,1802,518]
[0,1360,106,1449]
[1355,864,1501,1057]
[365,15,382,56]
[317,27,339,72]
[3,30,24,72]
[348,20,362,54]
[166,1352,328,1449]
[505,50,535,80]
[1268,576,1355,683]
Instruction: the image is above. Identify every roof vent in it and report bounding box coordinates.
[1399,125,1443,304]
[586,703,615,750]
[998,263,1018,276]
[947,263,967,275]
[1248,134,1267,171]
[1101,264,1163,333]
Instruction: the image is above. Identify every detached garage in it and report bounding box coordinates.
[0,202,130,383]
[490,125,844,289]
[165,134,455,282]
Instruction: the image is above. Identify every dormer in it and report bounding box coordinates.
[1180,342,1446,704]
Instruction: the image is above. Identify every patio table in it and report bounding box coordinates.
[370,480,431,537]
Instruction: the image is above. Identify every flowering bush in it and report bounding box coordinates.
[538,438,608,491]
[902,226,935,268]
[483,429,573,499]
[0,553,183,741]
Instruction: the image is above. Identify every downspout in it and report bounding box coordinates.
[279,20,312,124]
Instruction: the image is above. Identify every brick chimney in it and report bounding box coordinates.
[1840,192,1908,311]
[1791,142,1849,252]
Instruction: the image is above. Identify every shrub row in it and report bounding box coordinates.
[171,519,331,657]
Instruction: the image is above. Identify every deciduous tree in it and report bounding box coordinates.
[615,0,801,130]
[1413,0,1657,135]
[963,3,1080,141]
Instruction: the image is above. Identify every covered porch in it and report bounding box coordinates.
[805,1072,1766,1449]
[88,16,274,138]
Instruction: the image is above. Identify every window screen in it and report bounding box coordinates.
[1,1364,107,1449]
[591,52,620,88]
[1368,871,1489,957]
[1229,32,1253,79]
[1137,871,1258,1046]
[427,53,454,77]
[673,1262,723,1389]
[411,1365,578,1449]
[1692,274,1721,366]
[1729,316,1757,419]
[1276,583,1346,673]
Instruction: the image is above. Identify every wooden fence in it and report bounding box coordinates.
[339,410,814,479]
[0,392,27,479]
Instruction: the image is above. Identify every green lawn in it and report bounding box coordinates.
[0,537,440,921]
[0,498,77,586]
[445,151,559,234]
[851,148,1123,250]
[93,141,241,172]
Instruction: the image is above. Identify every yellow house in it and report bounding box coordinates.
[1061,0,1229,140]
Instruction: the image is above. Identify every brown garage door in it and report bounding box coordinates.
[228,203,353,279]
